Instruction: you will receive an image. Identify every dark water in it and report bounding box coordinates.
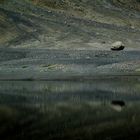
[0,78,140,140]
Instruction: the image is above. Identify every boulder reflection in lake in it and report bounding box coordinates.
[0,78,140,140]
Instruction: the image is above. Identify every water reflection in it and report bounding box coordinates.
[0,78,140,140]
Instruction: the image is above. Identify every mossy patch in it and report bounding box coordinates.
[30,0,69,10]
[113,0,140,11]
[0,0,6,4]
[40,64,64,72]
[135,68,140,72]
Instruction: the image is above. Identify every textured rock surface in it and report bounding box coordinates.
[0,0,140,50]
[0,1,140,79]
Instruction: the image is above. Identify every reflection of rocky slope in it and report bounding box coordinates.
[0,79,140,105]
[1,80,140,139]
[0,0,140,49]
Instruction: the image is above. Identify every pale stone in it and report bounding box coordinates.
[112,41,124,47]
[111,41,125,51]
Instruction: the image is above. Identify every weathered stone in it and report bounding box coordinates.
[111,41,125,51]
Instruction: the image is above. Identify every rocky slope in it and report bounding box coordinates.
[0,0,140,49]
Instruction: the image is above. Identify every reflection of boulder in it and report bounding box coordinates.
[111,100,125,112]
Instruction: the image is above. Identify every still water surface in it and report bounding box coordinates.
[0,78,140,140]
